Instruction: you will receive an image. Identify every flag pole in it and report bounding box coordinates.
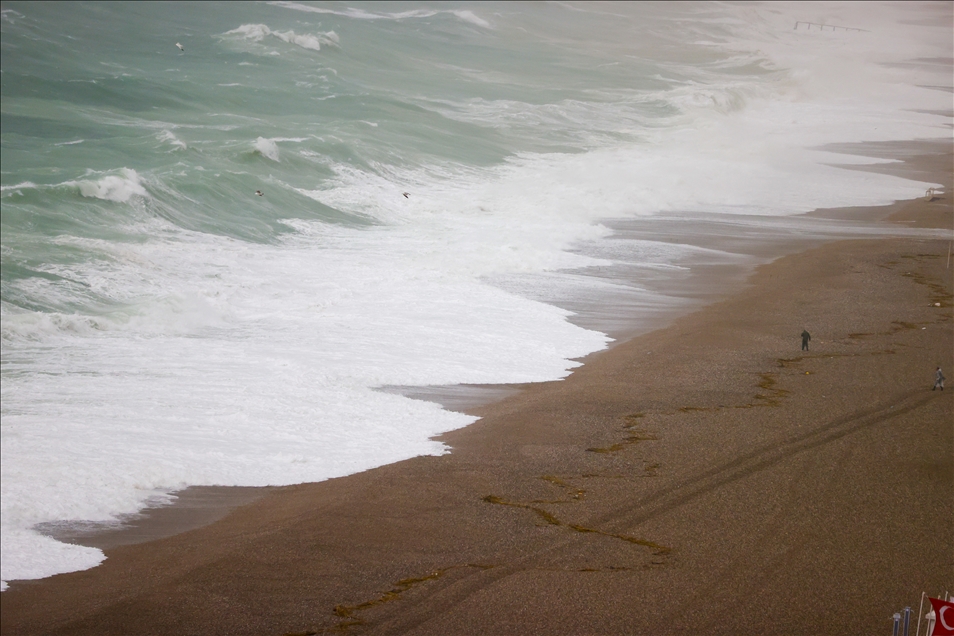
[916,592,924,636]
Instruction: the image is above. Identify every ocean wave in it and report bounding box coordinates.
[157,130,187,151]
[1,309,106,343]
[81,111,241,132]
[0,182,38,195]
[0,8,24,24]
[2,171,151,205]
[252,136,314,158]
[253,137,280,161]
[223,23,339,52]
[413,95,658,147]
[3,170,153,204]
[62,169,148,202]
[269,1,491,28]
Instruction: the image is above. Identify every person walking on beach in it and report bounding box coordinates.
[801,329,811,351]
[934,366,945,391]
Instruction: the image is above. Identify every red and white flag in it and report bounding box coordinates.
[929,598,954,636]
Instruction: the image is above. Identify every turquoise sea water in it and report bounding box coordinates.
[1,1,951,587]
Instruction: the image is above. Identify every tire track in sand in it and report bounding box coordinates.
[360,388,939,635]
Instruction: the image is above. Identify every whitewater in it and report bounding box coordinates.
[1,1,951,590]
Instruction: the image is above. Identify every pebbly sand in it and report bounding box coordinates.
[1,142,951,635]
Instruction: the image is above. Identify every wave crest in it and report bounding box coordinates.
[253,137,280,161]
[269,2,491,28]
[224,23,339,52]
[65,169,148,202]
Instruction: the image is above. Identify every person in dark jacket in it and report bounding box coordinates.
[801,329,811,351]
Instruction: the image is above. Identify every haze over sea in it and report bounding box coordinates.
[1,1,950,589]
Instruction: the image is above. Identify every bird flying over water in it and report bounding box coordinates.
[402,192,410,198]
[176,42,184,51]
[255,190,264,196]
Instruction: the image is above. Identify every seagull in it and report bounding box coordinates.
[176,42,184,51]
[402,192,410,198]
[255,190,264,196]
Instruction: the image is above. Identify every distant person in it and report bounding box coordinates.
[934,367,945,391]
[801,329,811,351]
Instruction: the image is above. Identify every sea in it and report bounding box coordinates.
[1,1,951,590]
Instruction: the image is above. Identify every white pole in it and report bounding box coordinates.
[917,592,925,636]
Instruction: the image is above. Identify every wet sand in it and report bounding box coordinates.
[33,487,273,552]
[2,144,951,635]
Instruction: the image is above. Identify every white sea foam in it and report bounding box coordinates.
[0,534,102,592]
[270,1,491,28]
[0,8,24,24]
[1,0,951,592]
[0,207,608,587]
[157,130,187,150]
[62,169,148,202]
[0,181,37,194]
[223,24,339,52]
[450,11,491,28]
[253,137,280,161]
[82,112,240,132]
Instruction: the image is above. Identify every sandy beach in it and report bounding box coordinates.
[2,144,951,635]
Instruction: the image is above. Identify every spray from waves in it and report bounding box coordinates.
[0,182,38,193]
[253,137,281,161]
[61,169,149,203]
[157,131,187,151]
[250,137,311,162]
[0,8,25,23]
[223,23,339,52]
[79,111,241,133]
[269,1,492,28]
[298,120,937,237]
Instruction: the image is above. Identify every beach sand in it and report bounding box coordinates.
[2,143,951,635]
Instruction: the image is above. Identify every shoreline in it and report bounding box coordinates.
[36,191,949,554]
[2,140,951,634]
